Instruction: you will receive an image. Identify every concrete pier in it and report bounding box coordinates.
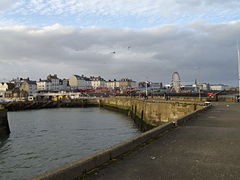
[0,107,10,136]
[87,102,240,180]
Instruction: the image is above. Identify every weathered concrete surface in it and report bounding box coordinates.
[0,109,10,136]
[28,104,210,180]
[29,123,175,180]
[87,102,240,180]
[218,96,236,102]
[151,96,208,102]
[100,98,206,126]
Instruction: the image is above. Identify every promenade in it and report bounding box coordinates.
[87,102,240,180]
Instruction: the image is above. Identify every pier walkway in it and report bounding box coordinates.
[87,102,240,180]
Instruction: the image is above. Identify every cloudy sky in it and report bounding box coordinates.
[0,0,240,85]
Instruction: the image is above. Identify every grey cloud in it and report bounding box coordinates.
[0,0,15,11]
[0,22,239,85]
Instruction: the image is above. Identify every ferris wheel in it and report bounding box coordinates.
[171,72,181,93]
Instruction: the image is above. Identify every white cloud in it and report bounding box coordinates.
[0,21,239,85]
[0,0,14,11]
[0,0,238,29]
[6,0,240,17]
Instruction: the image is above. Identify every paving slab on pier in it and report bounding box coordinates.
[86,102,240,180]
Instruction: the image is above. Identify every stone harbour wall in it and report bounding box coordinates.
[99,98,206,126]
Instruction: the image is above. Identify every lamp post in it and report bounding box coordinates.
[238,46,240,101]
[145,81,148,98]
[199,87,201,101]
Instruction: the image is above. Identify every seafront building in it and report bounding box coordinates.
[0,73,235,101]
[69,75,137,90]
[37,75,70,92]
[105,78,137,89]
[192,83,210,91]
[90,76,106,89]
[47,74,60,91]
[68,75,91,89]
[105,79,119,89]
[37,80,52,91]
[0,83,15,97]
[210,84,230,91]
[20,80,37,96]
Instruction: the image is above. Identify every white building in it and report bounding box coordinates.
[37,75,69,92]
[0,83,15,97]
[90,76,106,89]
[0,83,14,91]
[193,83,210,91]
[210,84,230,91]
[69,75,90,89]
[37,80,52,91]
[106,80,120,89]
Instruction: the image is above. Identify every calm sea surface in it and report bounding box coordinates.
[0,107,141,180]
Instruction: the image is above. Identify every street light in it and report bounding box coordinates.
[145,81,148,97]
[237,45,240,101]
[199,87,201,101]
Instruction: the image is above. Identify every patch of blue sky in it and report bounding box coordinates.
[75,13,165,28]
[2,13,72,26]
[2,12,170,28]
[1,8,240,28]
[205,14,240,24]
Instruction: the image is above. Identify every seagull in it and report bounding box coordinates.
[128,46,131,50]
[112,51,116,54]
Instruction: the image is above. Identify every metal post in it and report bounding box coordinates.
[238,48,240,100]
[199,88,201,101]
[145,81,148,97]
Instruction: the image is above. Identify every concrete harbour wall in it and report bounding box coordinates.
[0,108,10,136]
[100,98,206,126]
[150,96,208,102]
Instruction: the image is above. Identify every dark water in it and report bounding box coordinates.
[0,108,141,180]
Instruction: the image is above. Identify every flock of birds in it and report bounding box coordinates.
[111,46,131,54]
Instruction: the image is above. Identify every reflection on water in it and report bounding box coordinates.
[0,136,9,149]
[0,107,140,180]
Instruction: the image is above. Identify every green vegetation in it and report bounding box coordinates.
[102,103,130,111]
